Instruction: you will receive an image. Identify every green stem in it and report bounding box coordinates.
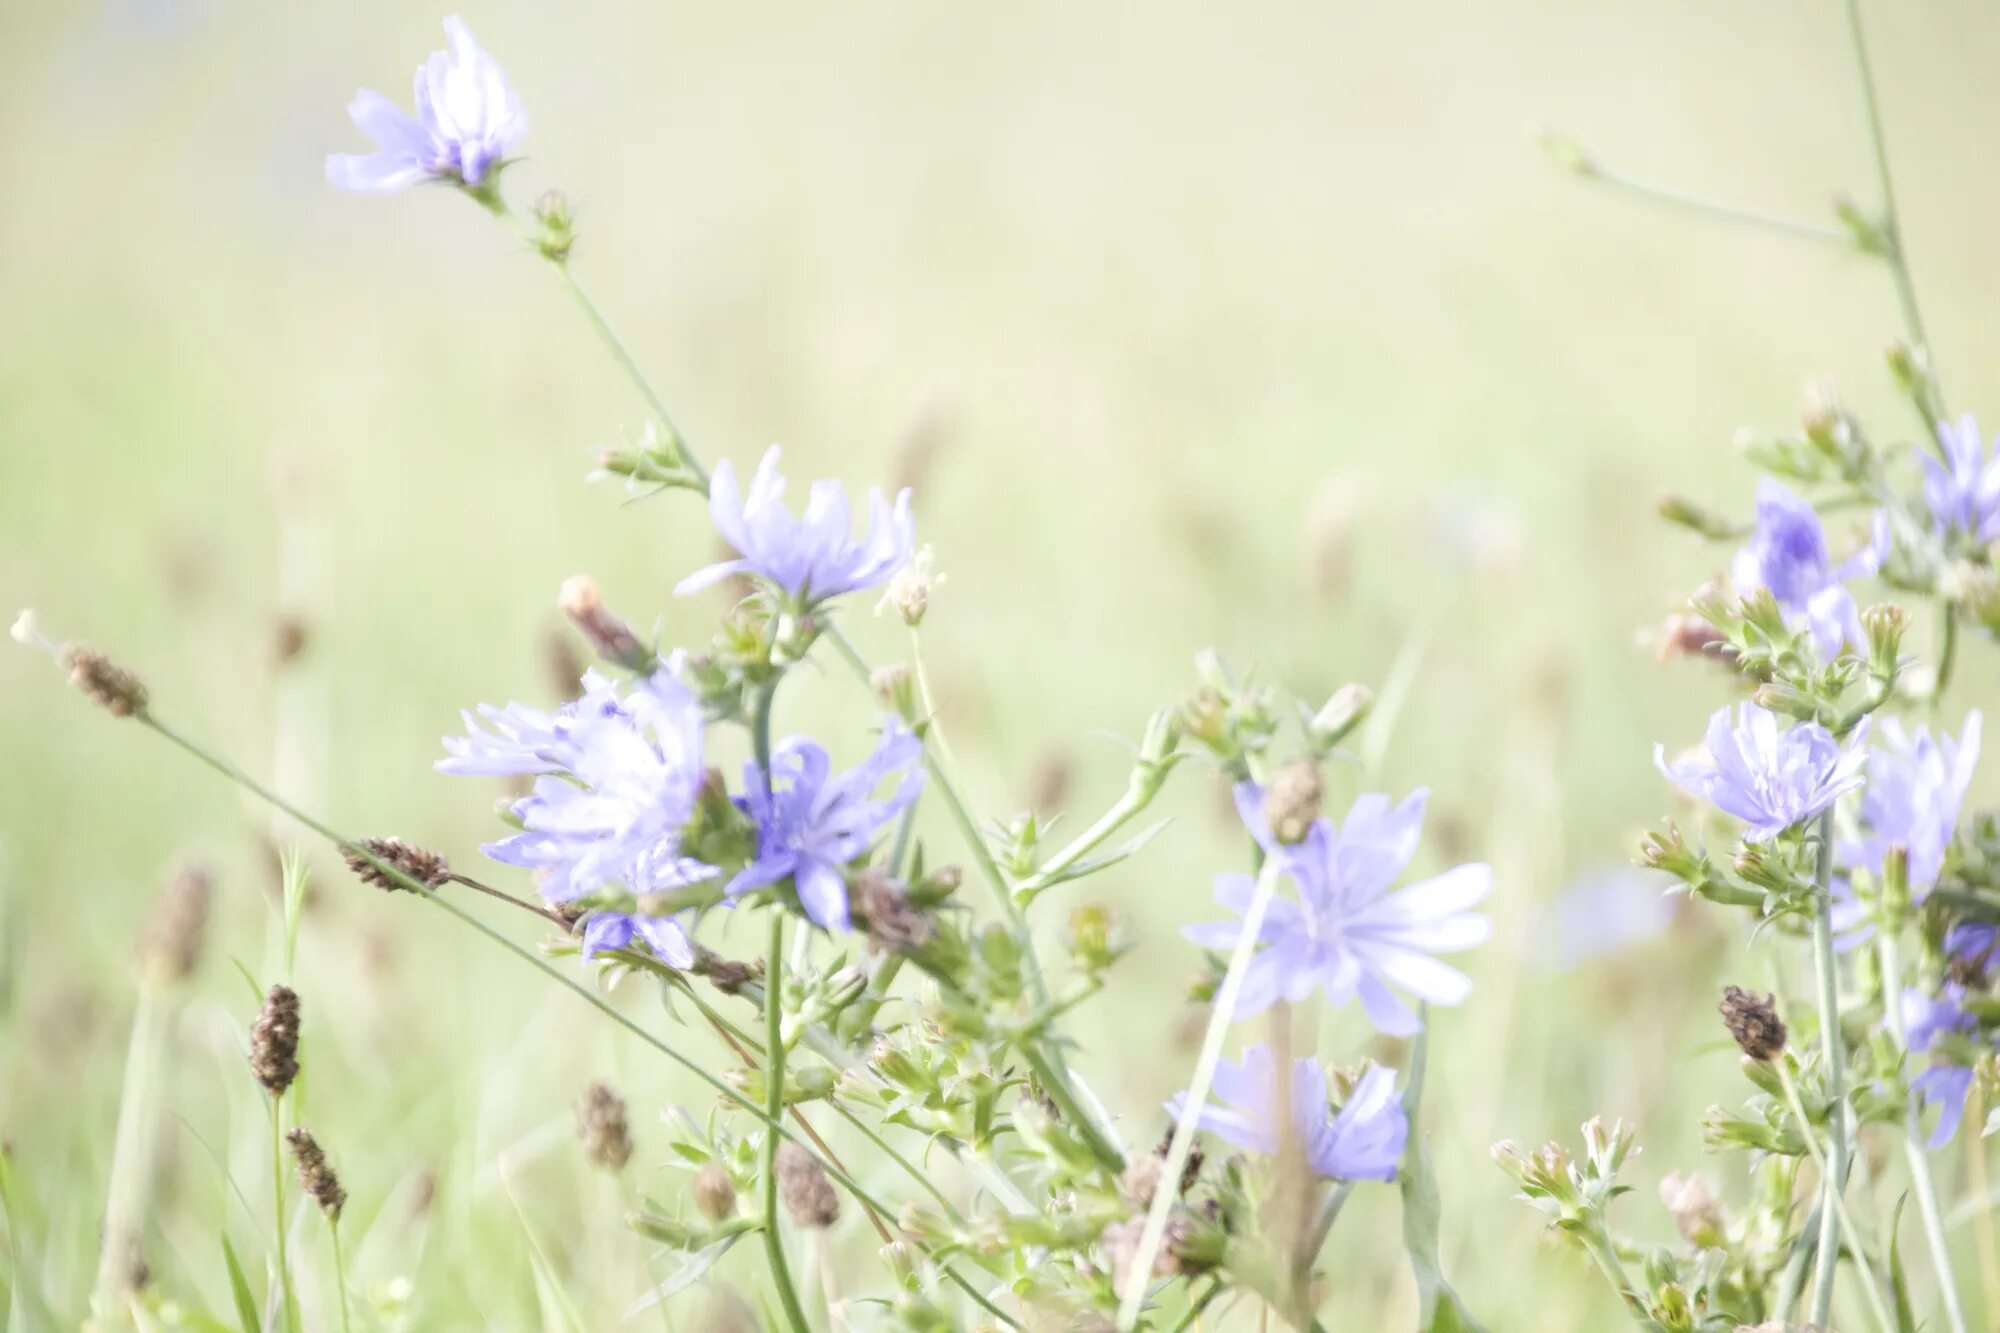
[1934,605,1958,705]
[824,623,1126,1174]
[1878,930,1970,1333]
[330,1220,353,1333]
[1168,1281,1223,1332]
[90,985,164,1325]
[1841,0,1940,414]
[270,1098,300,1333]
[550,261,707,487]
[759,909,811,1333]
[1774,1063,1898,1333]
[1576,162,1852,247]
[827,1101,963,1222]
[1577,1222,1661,1331]
[1115,858,1283,1329]
[1016,783,1154,897]
[1808,811,1849,1329]
[133,711,1020,1329]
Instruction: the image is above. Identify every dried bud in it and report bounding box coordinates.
[59,644,147,717]
[343,837,451,892]
[1657,1171,1723,1246]
[249,984,301,1096]
[776,1143,839,1228]
[286,1128,346,1220]
[1718,985,1786,1061]
[855,870,934,954]
[575,1081,633,1173]
[559,575,649,669]
[1655,495,1740,541]
[871,663,919,724]
[694,1161,737,1222]
[878,547,942,627]
[1261,759,1323,845]
[1653,613,1729,665]
[271,615,310,667]
[1099,1213,1203,1285]
[138,861,213,985]
[694,949,761,996]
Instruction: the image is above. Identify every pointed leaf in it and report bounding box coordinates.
[220,1233,261,1333]
[1398,1012,1489,1333]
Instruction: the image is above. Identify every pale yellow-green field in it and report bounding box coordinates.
[4,2,1999,1327]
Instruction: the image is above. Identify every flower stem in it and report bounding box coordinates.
[1807,810,1849,1330]
[1576,1221,1659,1331]
[330,1220,353,1333]
[1573,160,1852,247]
[548,259,708,488]
[1115,858,1283,1329]
[90,984,164,1326]
[1774,1062,1897,1333]
[1015,783,1154,897]
[1840,0,1941,411]
[1878,929,1970,1333]
[131,709,1020,1329]
[270,1097,301,1333]
[759,909,812,1333]
[1933,604,1958,705]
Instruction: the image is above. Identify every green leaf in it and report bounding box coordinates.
[1398,1012,1489,1333]
[1886,1193,1917,1333]
[221,1233,261,1333]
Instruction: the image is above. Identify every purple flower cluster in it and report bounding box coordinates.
[1730,481,1881,658]
[727,725,923,931]
[1923,416,2000,545]
[1167,1046,1407,1182]
[1843,713,1981,892]
[677,448,915,607]
[1187,785,1491,1036]
[1656,704,1867,844]
[327,18,527,195]
[440,667,712,962]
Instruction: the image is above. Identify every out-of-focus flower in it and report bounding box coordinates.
[1187,785,1491,1035]
[1900,986,1980,1147]
[1924,416,2000,545]
[440,666,713,960]
[729,723,923,932]
[1166,1046,1406,1181]
[1730,480,1881,657]
[1946,922,2000,988]
[1655,704,1868,844]
[1912,1064,1975,1148]
[1538,866,1677,969]
[327,17,527,195]
[676,448,914,607]
[1841,712,1980,893]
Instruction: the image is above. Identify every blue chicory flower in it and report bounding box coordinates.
[728,722,924,932]
[327,17,527,195]
[1186,785,1492,1036]
[1923,415,2000,546]
[1841,712,1980,893]
[439,665,713,960]
[1729,480,1881,657]
[1947,922,2000,987]
[675,447,914,606]
[1900,986,1980,1148]
[1165,1045,1407,1182]
[1655,704,1868,844]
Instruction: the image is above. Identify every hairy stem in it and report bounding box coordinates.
[1115,858,1283,1329]
[1878,929,1970,1333]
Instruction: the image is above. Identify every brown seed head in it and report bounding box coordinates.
[855,870,935,955]
[343,837,451,892]
[286,1127,346,1220]
[59,644,147,717]
[558,575,647,667]
[693,1161,737,1222]
[775,1142,839,1228]
[1718,985,1787,1061]
[575,1080,633,1172]
[249,985,301,1096]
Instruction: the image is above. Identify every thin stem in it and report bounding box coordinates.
[1808,811,1849,1329]
[1016,784,1152,897]
[133,710,1021,1329]
[1577,1222,1659,1331]
[826,623,1126,1174]
[1576,162,1852,247]
[759,910,812,1333]
[548,260,708,489]
[330,1220,353,1333]
[447,872,570,928]
[1878,929,1971,1333]
[827,1101,963,1221]
[1169,1281,1223,1332]
[270,1098,300,1333]
[91,986,164,1325]
[1933,605,1958,705]
[1966,1083,2000,1325]
[1774,1063,1897,1333]
[1116,859,1283,1329]
[1841,0,1941,405]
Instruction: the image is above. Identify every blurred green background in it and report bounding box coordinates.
[4,0,1998,1327]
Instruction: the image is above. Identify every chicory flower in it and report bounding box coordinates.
[1166,1045,1407,1182]
[327,17,527,195]
[1923,415,2000,546]
[1655,704,1868,844]
[1730,480,1880,657]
